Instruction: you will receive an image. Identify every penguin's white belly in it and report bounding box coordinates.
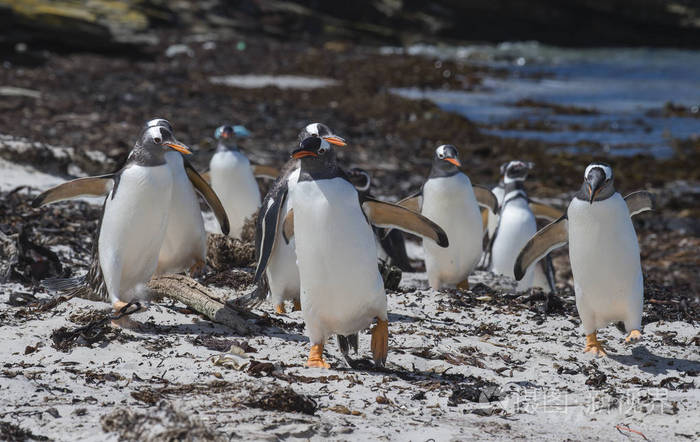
[266,169,301,305]
[422,174,483,289]
[568,194,643,333]
[487,185,505,239]
[99,164,173,303]
[292,178,386,342]
[210,151,261,238]
[157,152,206,274]
[491,198,537,291]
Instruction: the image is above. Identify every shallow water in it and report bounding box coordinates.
[388,42,700,158]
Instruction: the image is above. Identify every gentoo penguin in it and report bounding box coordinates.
[399,145,498,290]
[148,119,227,275]
[514,163,654,356]
[485,163,507,244]
[209,125,262,238]
[281,135,447,368]
[41,126,195,324]
[346,167,414,272]
[481,161,562,269]
[32,119,230,275]
[488,161,559,292]
[237,123,347,315]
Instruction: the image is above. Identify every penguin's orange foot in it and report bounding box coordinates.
[625,329,642,343]
[584,332,607,357]
[275,303,286,314]
[111,301,146,329]
[292,298,302,312]
[456,279,470,291]
[189,260,206,277]
[371,318,389,367]
[112,301,147,314]
[305,344,330,369]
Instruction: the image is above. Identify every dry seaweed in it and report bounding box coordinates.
[0,421,49,441]
[102,401,226,442]
[244,386,317,416]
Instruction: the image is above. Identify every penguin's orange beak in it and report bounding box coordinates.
[292,150,317,159]
[323,135,346,146]
[165,141,192,155]
[444,157,461,167]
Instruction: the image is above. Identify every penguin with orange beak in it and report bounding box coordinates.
[280,136,448,368]
[40,125,198,326]
[399,145,498,290]
[238,123,348,315]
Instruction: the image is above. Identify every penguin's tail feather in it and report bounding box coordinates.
[336,333,359,367]
[615,321,627,334]
[42,276,94,300]
[336,333,359,356]
[235,278,268,310]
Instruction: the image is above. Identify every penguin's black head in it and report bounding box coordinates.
[143,118,173,133]
[431,145,461,176]
[582,162,614,204]
[291,135,340,174]
[298,122,346,146]
[139,126,191,156]
[347,167,371,192]
[501,160,534,182]
[214,124,250,151]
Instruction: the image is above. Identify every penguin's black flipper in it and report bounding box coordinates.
[514,214,569,281]
[361,198,448,248]
[472,185,499,214]
[528,200,564,222]
[31,175,114,208]
[252,187,288,283]
[251,164,279,180]
[184,160,230,235]
[396,191,422,212]
[624,191,655,217]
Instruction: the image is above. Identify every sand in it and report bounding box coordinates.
[1,264,698,441]
[0,151,698,441]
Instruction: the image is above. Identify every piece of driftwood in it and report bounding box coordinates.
[148,274,257,335]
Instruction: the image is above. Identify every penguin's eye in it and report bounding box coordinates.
[154,137,162,144]
[438,153,444,159]
[318,145,329,154]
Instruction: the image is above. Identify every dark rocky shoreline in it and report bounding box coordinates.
[3,0,700,54]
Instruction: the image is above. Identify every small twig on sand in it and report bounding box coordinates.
[615,424,649,440]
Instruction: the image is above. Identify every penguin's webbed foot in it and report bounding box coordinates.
[625,329,642,343]
[306,344,330,369]
[371,318,389,367]
[584,332,607,357]
[292,298,302,312]
[456,279,470,291]
[275,303,286,314]
[111,301,146,330]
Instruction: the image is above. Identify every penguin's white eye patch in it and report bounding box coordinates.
[585,163,612,180]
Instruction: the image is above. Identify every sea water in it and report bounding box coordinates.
[387,42,700,158]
